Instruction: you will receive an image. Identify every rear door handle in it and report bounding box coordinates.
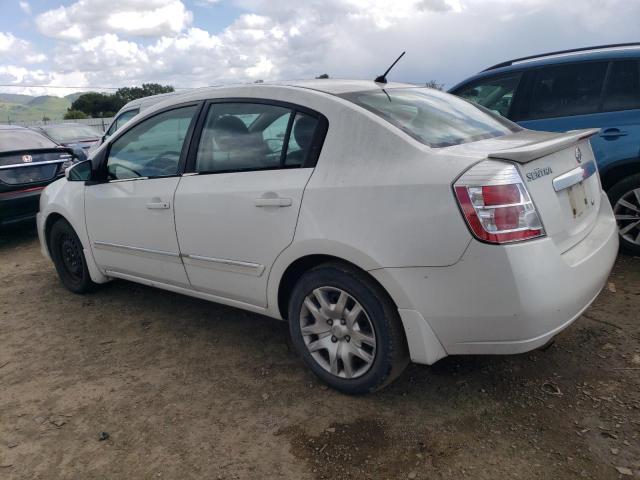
[254,197,293,207]
[146,201,170,210]
[600,128,628,139]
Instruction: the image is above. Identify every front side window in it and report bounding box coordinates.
[195,103,320,173]
[340,87,520,148]
[603,60,640,112]
[455,73,522,118]
[106,105,197,180]
[526,62,608,119]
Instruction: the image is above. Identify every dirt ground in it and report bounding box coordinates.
[1,226,639,480]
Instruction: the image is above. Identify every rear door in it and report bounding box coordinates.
[174,100,328,307]
[516,60,640,171]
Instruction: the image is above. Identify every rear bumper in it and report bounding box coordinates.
[372,193,619,363]
[0,187,44,227]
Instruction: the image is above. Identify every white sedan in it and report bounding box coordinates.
[37,80,619,393]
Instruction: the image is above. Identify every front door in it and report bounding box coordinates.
[174,101,327,306]
[85,104,199,287]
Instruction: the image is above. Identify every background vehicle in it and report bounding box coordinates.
[32,123,101,161]
[99,92,180,144]
[449,43,640,254]
[37,80,617,393]
[0,125,76,227]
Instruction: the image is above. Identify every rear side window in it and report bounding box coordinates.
[527,62,607,119]
[603,60,640,112]
[455,73,521,118]
[340,87,520,148]
[194,102,321,173]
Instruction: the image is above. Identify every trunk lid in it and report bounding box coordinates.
[0,148,74,187]
[448,128,602,252]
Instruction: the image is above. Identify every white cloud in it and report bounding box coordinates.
[36,0,193,40]
[18,1,31,15]
[3,0,640,97]
[0,32,45,64]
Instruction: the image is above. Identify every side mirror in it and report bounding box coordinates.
[65,160,93,182]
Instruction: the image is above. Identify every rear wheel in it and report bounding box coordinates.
[288,262,409,394]
[608,174,640,256]
[49,219,96,293]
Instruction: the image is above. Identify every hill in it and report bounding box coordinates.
[0,92,92,122]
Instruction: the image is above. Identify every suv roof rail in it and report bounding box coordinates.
[482,42,640,72]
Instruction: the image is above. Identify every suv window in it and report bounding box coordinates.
[603,60,640,112]
[107,109,139,136]
[195,103,320,173]
[526,62,608,119]
[106,105,197,180]
[456,73,522,117]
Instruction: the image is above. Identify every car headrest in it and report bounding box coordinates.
[293,116,317,151]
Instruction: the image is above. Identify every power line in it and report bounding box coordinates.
[0,84,193,90]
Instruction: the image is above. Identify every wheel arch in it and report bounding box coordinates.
[43,212,67,256]
[599,158,640,191]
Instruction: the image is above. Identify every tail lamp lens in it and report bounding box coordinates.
[454,161,544,244]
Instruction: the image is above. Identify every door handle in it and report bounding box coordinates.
[600,128,628,139]
[254,197,293,207]
[146,201,170,209]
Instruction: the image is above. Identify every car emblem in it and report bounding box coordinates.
[22,154,33,163]
[575,147,582,164]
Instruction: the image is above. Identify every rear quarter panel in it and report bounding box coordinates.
[283,97,475,270]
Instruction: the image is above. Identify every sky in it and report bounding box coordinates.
[0,0,639,97]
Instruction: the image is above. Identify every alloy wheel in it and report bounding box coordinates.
[299,286,376,379]
[613,188,640,246]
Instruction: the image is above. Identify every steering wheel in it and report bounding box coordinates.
[147,151,181,174]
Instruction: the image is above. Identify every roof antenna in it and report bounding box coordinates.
[374,51,406,84]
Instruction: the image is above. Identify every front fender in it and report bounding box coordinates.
[38,179,110,284]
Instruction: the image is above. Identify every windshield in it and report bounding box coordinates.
[0,128,58,151]
[42,124,101,143]
[339,87,520,148]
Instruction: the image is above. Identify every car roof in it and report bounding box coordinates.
[450,44,640,91]
[118,79,418,115]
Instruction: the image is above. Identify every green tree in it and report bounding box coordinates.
[64,110,88,120]
[115,83,175,103]
[426,80,444,91]
[70,92,125,118]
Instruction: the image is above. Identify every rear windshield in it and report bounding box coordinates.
[0,128,58,151]
[340,87,520,147]
[41,124,101,143]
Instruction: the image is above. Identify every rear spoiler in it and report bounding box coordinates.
[488,128,600,164]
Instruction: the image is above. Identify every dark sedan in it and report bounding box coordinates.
[32,123,101,161]
[0,125,76,227]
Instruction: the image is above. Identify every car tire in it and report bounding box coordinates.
[49,218,97,294]
[288,262,409,394]
[608,174,640,256]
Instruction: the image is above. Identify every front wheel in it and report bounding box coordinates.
[288,262,409,394]
[49,219,97,293]
[608,174,640,256]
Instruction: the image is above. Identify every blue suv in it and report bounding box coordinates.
[450,43,640,254]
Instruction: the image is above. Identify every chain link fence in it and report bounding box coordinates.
[2,117,114,132]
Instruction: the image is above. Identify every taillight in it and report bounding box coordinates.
[453,160,545,244]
